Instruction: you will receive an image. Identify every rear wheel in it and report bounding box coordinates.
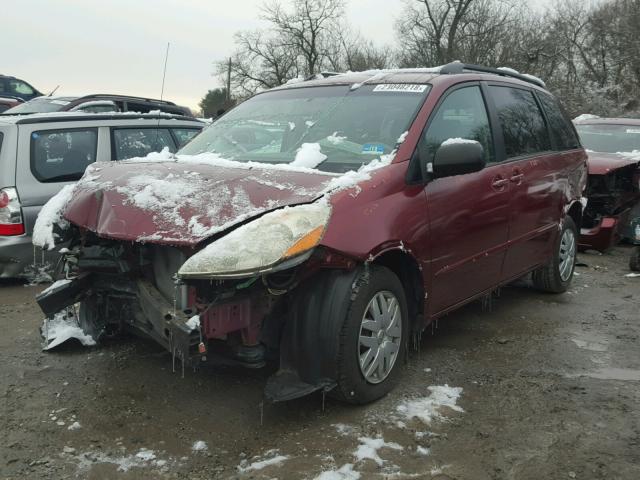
[333,266,408,404]
[532,217,578,293]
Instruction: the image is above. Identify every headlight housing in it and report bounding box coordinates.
[178,201,331,279]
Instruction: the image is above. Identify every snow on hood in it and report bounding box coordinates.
[45,149,395,247]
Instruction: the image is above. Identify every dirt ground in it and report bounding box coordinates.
[1,246,639,480]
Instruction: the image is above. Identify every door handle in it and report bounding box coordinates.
[491,176,509,191]
[510,170,524,184]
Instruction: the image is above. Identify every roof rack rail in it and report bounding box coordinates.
[76,94,178,106]
[439,62,545,88]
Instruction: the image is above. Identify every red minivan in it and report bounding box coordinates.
[36,63,587,404]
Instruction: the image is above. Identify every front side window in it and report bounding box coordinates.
[420,85,494,164]
[31,129,98,182]
[488,86,550,158]
[538,92,580,150]
[179,84,430,173]
[112,128,175,160]
[575,123,640,153]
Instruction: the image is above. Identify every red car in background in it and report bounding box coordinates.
[574,118,640,253]
[34,63,586,404]
[0,96,23,113]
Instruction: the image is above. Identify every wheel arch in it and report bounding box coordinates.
[369,247,425,337]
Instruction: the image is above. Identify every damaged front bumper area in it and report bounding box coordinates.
[579,166,640,251]
[36,237,359,402]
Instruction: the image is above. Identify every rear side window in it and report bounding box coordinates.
[421,85,494,163]
[112,128,176,160]
[31,129,98,182]
[9,80,34,96]
[488,86,550,158]
[537,92,580,150]
[172,128,200,148]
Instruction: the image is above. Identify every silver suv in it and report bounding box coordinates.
[0,112,204,278]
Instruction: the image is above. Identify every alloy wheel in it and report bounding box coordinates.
[559,228,576,282]
[358,290,402,384]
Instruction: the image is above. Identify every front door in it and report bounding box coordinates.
[421,84,510,315]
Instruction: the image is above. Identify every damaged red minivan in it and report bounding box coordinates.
[35,63,587,404]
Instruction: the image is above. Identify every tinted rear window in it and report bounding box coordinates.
[488,86,550,158]
[31,128,98,182]
[112,128,175,160]
[538,92,580,150]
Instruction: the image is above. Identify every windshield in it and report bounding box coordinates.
[4,97,73,114]
[576,123,640,153]
[179,84,430,173]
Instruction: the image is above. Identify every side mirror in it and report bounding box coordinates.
[431,139,485,178]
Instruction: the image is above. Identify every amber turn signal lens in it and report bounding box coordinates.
[283,225,325,259]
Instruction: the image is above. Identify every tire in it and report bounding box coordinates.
[532,217,578,293]
[630,247,640,272]
[332,266,408,404]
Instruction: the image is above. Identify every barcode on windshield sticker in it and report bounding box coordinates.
[626,128,640,134]
[373,84,427,93]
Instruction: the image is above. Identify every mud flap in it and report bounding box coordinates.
[265,267,362,403]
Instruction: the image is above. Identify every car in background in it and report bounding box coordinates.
[0,112,204,278]
[574,117,640,252]
[0,96,23,113]
[0,75,42,102]
[4,94,193,117]
[34,63,586,404]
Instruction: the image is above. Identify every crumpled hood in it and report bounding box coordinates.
[587,151,640,175]
[64,159,337,246]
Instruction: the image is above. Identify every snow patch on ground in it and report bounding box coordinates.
[32,184,76,250]
[291,142,327,168]
[237,449,289,473]
[314,463,361,479]
[71,448,171,473]
[41,310,96,350]
[67,421,81,431]
[396,385,464,424]
[333,423,357,436]
[354,436,403,466]
[191,440,208,452]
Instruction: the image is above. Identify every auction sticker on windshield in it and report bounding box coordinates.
[373,84,428,93]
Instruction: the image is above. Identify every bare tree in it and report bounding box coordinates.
[262,0,345,76]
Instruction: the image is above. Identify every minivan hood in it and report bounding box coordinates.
[587,151,640,175]
[64,159,336,246]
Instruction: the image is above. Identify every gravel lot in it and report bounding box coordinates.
[1,246,639,480]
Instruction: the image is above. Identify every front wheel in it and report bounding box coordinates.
[532,217,578,293]
[333,266,408,404]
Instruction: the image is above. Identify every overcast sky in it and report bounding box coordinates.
[4,0,552,113]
